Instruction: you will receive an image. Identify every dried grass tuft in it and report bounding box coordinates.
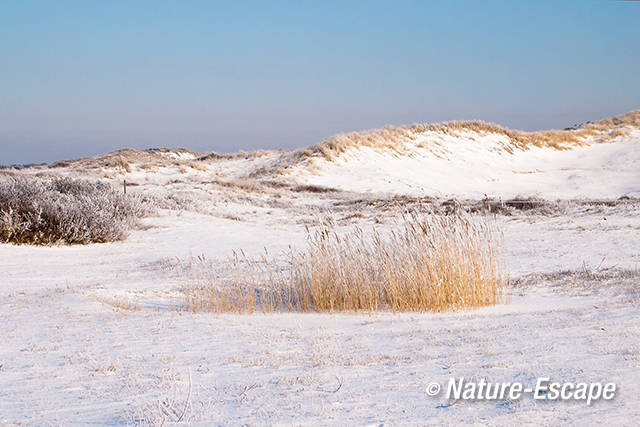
[181,213,505,313]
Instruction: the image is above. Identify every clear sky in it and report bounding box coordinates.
[1,0,639,164]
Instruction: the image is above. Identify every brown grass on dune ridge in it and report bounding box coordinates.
[181,213,505,313]
[292,110,640,163]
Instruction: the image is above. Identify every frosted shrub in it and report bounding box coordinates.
[0,176,151,244]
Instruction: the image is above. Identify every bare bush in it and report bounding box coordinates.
[182,213,505,313]
[291,184,339,193]
[0,176,152,244]
[141,191,200,212]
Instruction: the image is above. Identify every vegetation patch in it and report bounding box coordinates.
[181,213,505,313]
[0,176,151,245]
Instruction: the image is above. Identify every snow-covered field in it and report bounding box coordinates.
[1,115,639,424]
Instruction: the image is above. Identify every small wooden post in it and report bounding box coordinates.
[123,179,127,194]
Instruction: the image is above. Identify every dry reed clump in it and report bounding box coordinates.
[181,213,505,313]
[0,176,151,244]
[204,179,267,193]
[284,110,640,164]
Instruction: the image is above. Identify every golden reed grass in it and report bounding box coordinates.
[181,213,505,313]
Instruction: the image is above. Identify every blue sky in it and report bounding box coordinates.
[1,1,639,164]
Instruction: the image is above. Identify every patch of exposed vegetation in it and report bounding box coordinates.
[181,213,505,313]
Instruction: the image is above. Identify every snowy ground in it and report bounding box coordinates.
[1,128,639,424]
[2,274,639,424]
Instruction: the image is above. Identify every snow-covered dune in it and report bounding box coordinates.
[284,112,640,199]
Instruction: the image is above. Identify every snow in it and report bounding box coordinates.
[1,275,638,424]
[0,212,304,297]
[1,126,640,423]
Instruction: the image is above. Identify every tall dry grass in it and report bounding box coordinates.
[181,213,505,313]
